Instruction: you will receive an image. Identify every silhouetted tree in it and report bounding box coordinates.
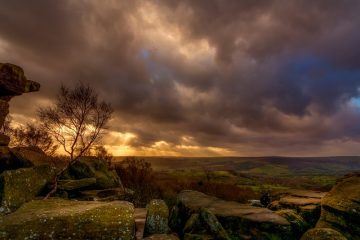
[39,82,113,198]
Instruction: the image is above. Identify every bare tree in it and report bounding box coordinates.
[11,123,58,155]
[39,82,113,198]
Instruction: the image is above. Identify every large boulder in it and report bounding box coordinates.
[0,63,40,129]
[0,165,57,214]
[276,209,309,238]
[316,173,360,239]
[269,189,326,226]
[0,198,135,240]
[9,147,54,166]
[144,199,170,237]
[301,228,347,240]
[170,190,293,239]
[61,157,121,189]
[183,209,230,240]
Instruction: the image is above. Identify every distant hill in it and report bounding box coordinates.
[113,156,360,176]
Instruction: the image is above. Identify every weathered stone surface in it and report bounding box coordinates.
[9,146,54,167]
[170,190,292,239]
[0,63,40,130]
[144,199,170,237]
[276,209,309,238]
[0,199,135,240]
[269,189,325,227]
[316,174,360,239]
[61,157,122,189]
[144,234,180,240]
[58,178,97,191]
[0,165,57,214]
[301,228,347,240]
[0,63,40,98]
[184,234,213,240]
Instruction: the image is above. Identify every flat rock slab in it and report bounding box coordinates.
[171,190,292,239]
[178,190,289,225]
[0,199,135,240]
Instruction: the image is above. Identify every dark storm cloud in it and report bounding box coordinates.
[1,0,360,155]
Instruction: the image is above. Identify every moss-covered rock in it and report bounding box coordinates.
[143,234,180,240]
[0,198,135,240]
[316,174,360,239]
[0,165,57,214]
[61,157,121,189]
[144,199,170,237]
[184,233,214,240]
[170,190,292,240]
[300,228,347,240]
[276,209,309,238]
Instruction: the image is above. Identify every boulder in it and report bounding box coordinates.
[10,146,54,167]
[0,63,40,129]
[144,234,180,240]
[61,157,122,189]
[170,190,292,239]
[184,234,213,240]
[276,209,309,238]
[301,228,347,240]
[0,146,23,174]
[182,210,230,240]
[269,189,325,226]
[316,174,360,239]
[144,199,170,237]
[0,165,57,214]
[0,198,135,240]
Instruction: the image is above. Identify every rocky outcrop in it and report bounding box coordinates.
[0,63,40,173]
[269,189,326,227]
[144,199,170,237]
[170,190,293,239]
[276,209,309,238]
[316,173,360,239]
[0,165,57,214]
[301,228,347,240]
[0,198,135,240]
[61,157,122,189]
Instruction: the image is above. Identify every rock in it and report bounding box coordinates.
[170,190,292,239]
[61,157,122,189]
[0,198,135,240]
[0,63,40,129]
[58,178,97,191]
[269,189,325,226]
[0,63,40,98]
[0,148,34,174]
[199,209,230,240]
[316,174,360,239]
[144,199,170,237]
[144,234,180,240]
[301,228,347,240]
[9,146,54,167]
[276,209,309,238]
[0,165,57,214]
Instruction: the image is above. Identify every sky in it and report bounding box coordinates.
[1,0,360,157]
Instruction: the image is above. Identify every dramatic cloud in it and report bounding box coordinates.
[1,0,360,156]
